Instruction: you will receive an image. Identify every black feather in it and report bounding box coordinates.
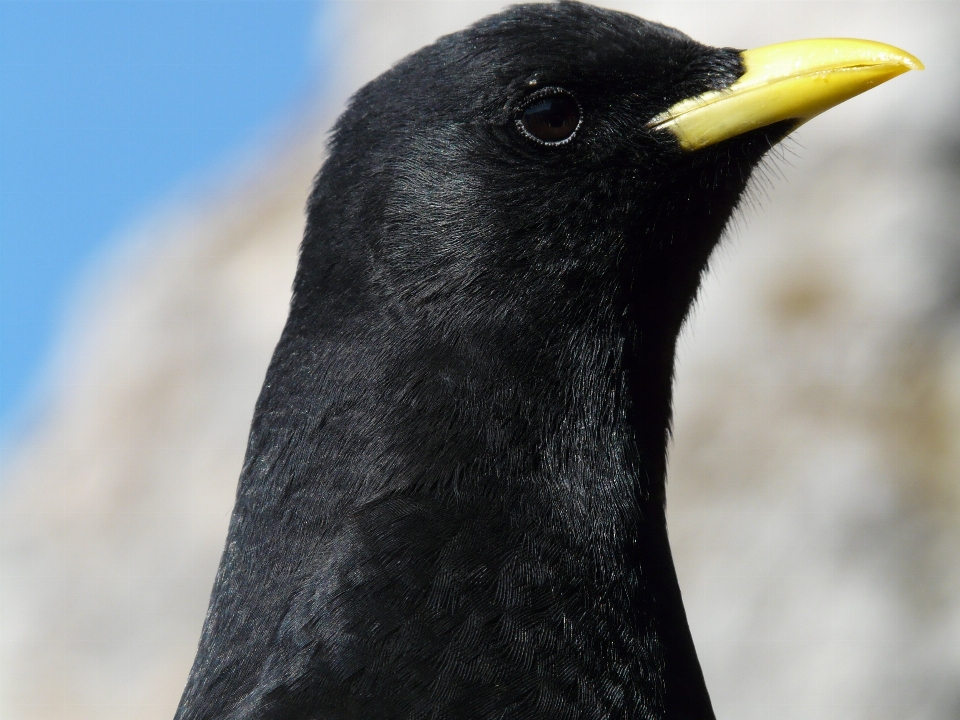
[175,3,792,719]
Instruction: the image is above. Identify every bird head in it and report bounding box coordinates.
[293,1,920,502]
[301,0,918,333]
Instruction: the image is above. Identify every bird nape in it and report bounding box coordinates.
[174,3,920,719]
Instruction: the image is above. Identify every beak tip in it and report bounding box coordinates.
[905,56,925,71]
[881,45,925,71]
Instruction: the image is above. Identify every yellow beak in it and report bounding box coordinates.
[648,38,924,151]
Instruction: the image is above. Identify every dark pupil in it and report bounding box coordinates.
[522,95,579,142]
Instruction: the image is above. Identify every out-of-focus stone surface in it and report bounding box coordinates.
[2,2,958,719]
[0,117,328,720]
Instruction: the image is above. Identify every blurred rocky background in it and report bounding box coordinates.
[2,1,958,719]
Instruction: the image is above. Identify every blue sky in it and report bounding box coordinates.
[0,0,324,432]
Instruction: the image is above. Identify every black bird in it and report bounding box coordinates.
[174,3,920,719]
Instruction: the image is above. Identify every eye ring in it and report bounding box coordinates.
[516,87,582,146]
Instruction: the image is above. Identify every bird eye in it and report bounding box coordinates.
[517,89,581,145]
